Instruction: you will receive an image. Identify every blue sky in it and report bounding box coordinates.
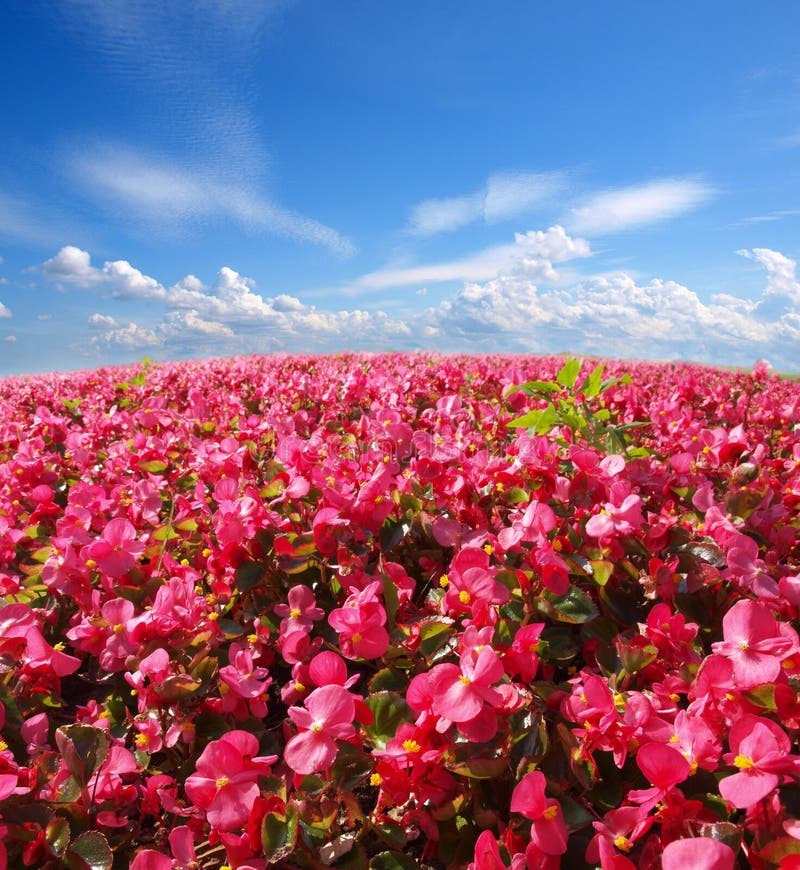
[1,1,800,375]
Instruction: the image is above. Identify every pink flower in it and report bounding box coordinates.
[185,731,277,831]
[661,837,735,870]
[428,646,504,724]
[585,490,643,540]
[285,684,356,774]
[627,743,691,812]
[85,518,145,578]
[510,771,568,856]
[711,599,792,689]
[719,715,797,808]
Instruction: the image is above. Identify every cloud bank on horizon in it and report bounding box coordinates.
[34,230,800,372]
[1,2,800,375]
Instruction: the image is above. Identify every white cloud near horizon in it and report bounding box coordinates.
[565,178,715,235]
[408,171,567,235]
[40,241,800,372]
[359,225,591,289]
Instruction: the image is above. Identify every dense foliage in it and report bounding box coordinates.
[1,353,799,869]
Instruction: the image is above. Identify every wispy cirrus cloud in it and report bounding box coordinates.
[66,145,356,256]
[52,0,287,175]
[407,171,567,235]
[565,178,716,236]
[0,191,86,249]
[48,1,354,256]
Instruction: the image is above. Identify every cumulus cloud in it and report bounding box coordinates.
[88,313,119,328]
[42,241,800,372]
[89,322,162,349]
[566,178,715,235]
[418,246,800,370]
[408,171,567,235]
[360,225,591,289]
[44,246,167,300]
[0,302,11,318]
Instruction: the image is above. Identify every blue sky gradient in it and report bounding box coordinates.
[1,1,799,374]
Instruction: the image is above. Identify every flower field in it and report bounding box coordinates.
[1,352,800,869]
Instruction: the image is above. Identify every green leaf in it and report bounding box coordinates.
[262,804,299,863]
[369,852,418,870]
[372,820,407,849]
[507,380,561,397]
[379,519,409,553]
[55,725,110,787]
[446,756,508,779]
[137,459,168,473]
[175,518,198,531]
[743,684,777,711]
[556,358,581,388]
[579,364,605,399]
[215,618,244,638]
[503,487,530,504]
[63,831,113,870]
[758,836,800,863]
[369,668,407,693]
[364,692,413,751]
[235,560,265,592]
[548,586,599,624]
[379,560,400,627]
[589,559,614,586]
[417,617,455,659]
[45,818,71,857]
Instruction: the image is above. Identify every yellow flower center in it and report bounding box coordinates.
[294,682,305,693]
[310,723,323,733]
[216,776,229,788]
[614,836,633,853]
[113,623,124,635]
[289,608,302,619]
[402,739,422,753]
[734,755,754,770]
[459,675,471,685]
[458,590,471,604]
[370,773,382,786]
[542,805,559,821]
[352,632,362,644]
[135,733,149,748]
[439,574,450,588]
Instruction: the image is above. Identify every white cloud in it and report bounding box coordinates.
[360,225,591,289]
[737,247,800,319]
[89,322,162,349]
[566,178,715,235]
[731,209,800,227]
[4,335,16,343]
[43,246,167,300]
[43,240,800,372]
[54,0,286,177]
[163,310,235,338]
[774,132,800,149]
[67,145,355,257]
[37,313,53,321]
[415,246,800,370]
[0,192,74,248]
[408,171,566,235]
[88,313,119,328]
[0,302,11,318]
